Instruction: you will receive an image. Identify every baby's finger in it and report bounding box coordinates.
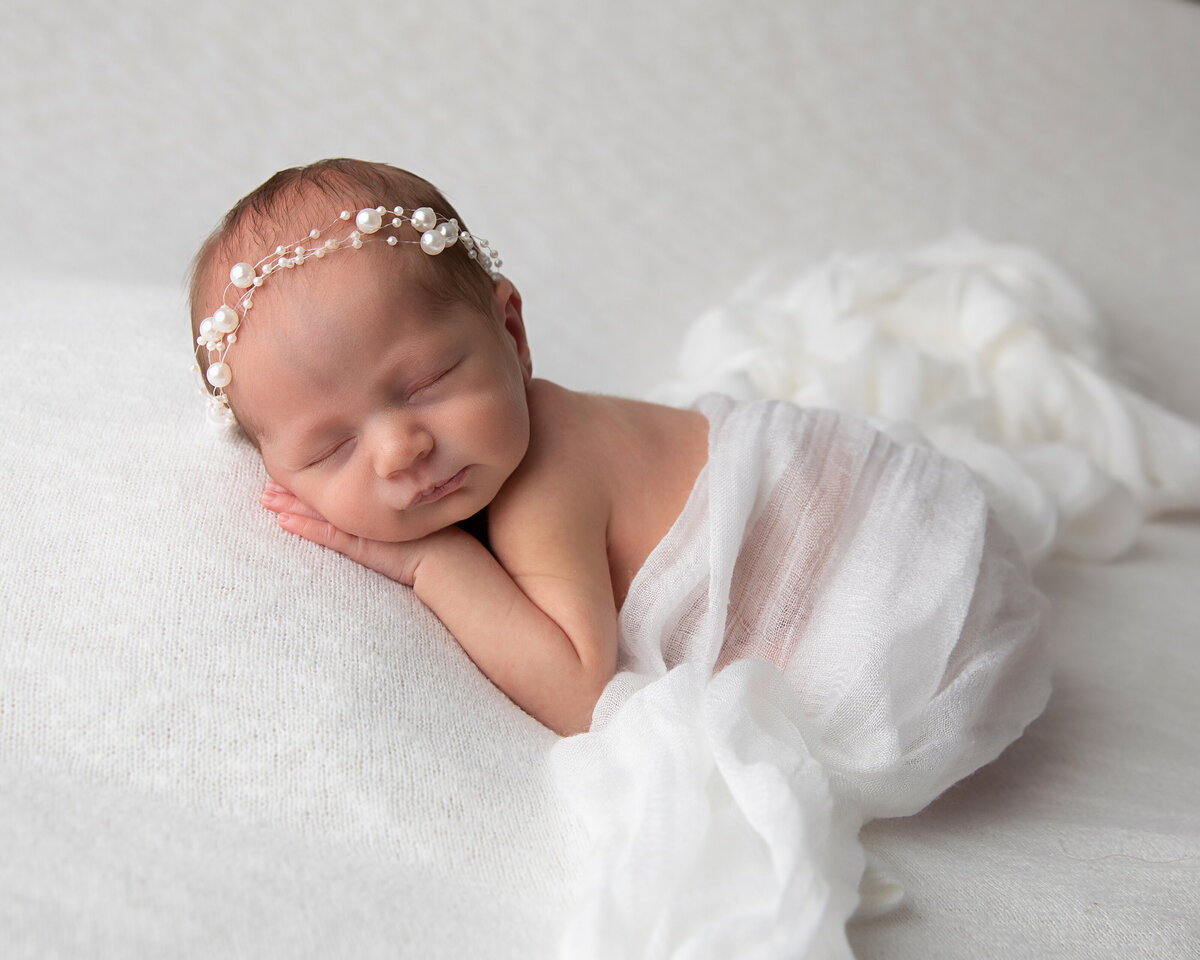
[261,486,326,522]
[275,512,416,584]
[275,511,363,558]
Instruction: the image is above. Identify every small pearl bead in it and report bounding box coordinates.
[206,362,232,388]
[356,208,383,234]
[229,262,256,288]
[411,207,437,231]
[199,317,215,339]
[420,229,447,255]
[339,210,351,220]
[213,306,238,332]
[386,236,398,246]
[438,220,460,245]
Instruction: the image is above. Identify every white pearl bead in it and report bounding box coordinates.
[438,220,460,245]
[386,236,398,246]
[213,306,238,333]
[206,362,232,387]
[199,317,215,339]
[229,262,256,288]
[411,207,437,231]
[207,398,232,425]
[420,229,447,255]
[340,210,351,220]
[356,208,383,234]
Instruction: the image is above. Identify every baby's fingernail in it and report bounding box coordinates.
[276,512,291,525]
[261,489,275,503]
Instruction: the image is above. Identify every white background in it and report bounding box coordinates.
[2,0,1198,417]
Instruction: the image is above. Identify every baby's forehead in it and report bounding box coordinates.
[205,193,408,309]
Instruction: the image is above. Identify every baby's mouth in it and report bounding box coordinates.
[408,467,467,508]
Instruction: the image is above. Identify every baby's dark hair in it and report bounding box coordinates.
[188,159,497,432]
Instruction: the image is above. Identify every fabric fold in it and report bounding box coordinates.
[553,236,1200,959]
[654,234,1200,563]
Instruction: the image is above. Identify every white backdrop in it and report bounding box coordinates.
[2,0,1198,418]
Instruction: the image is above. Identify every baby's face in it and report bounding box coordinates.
[230,247,532,542]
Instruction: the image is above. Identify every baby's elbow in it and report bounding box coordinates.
[550,661,613,737]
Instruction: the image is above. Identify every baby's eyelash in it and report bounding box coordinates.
[407,361,458,398]
[306,438,350,468]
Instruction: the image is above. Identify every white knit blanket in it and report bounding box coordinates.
[551,237,1200,959]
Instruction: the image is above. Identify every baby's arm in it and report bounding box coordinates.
[263,479,617,736]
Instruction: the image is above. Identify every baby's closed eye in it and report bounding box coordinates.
[304,437,355,469]
[404,359,461,401]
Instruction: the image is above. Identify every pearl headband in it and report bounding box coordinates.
[195,205,502,426]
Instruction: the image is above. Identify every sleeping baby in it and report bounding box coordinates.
[189,158,1050,779]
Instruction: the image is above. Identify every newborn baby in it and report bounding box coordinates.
[190,158,1048,759]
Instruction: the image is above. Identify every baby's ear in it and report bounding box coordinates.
[493,279,532,381]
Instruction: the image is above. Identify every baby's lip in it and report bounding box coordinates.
[407,467,467,509]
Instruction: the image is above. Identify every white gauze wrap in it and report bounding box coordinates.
[655,234,1200,563]
[551,236,1200,959]
[554,396,1051,959]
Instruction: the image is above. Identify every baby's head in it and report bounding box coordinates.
[189,159,533,542]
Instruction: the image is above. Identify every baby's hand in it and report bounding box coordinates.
[260,481,426,586]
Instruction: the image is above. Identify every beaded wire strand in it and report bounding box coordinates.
[194,204,502,426]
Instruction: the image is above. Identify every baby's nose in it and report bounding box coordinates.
[369,416,433,479]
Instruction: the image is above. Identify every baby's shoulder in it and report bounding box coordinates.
[487,381,614,545]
